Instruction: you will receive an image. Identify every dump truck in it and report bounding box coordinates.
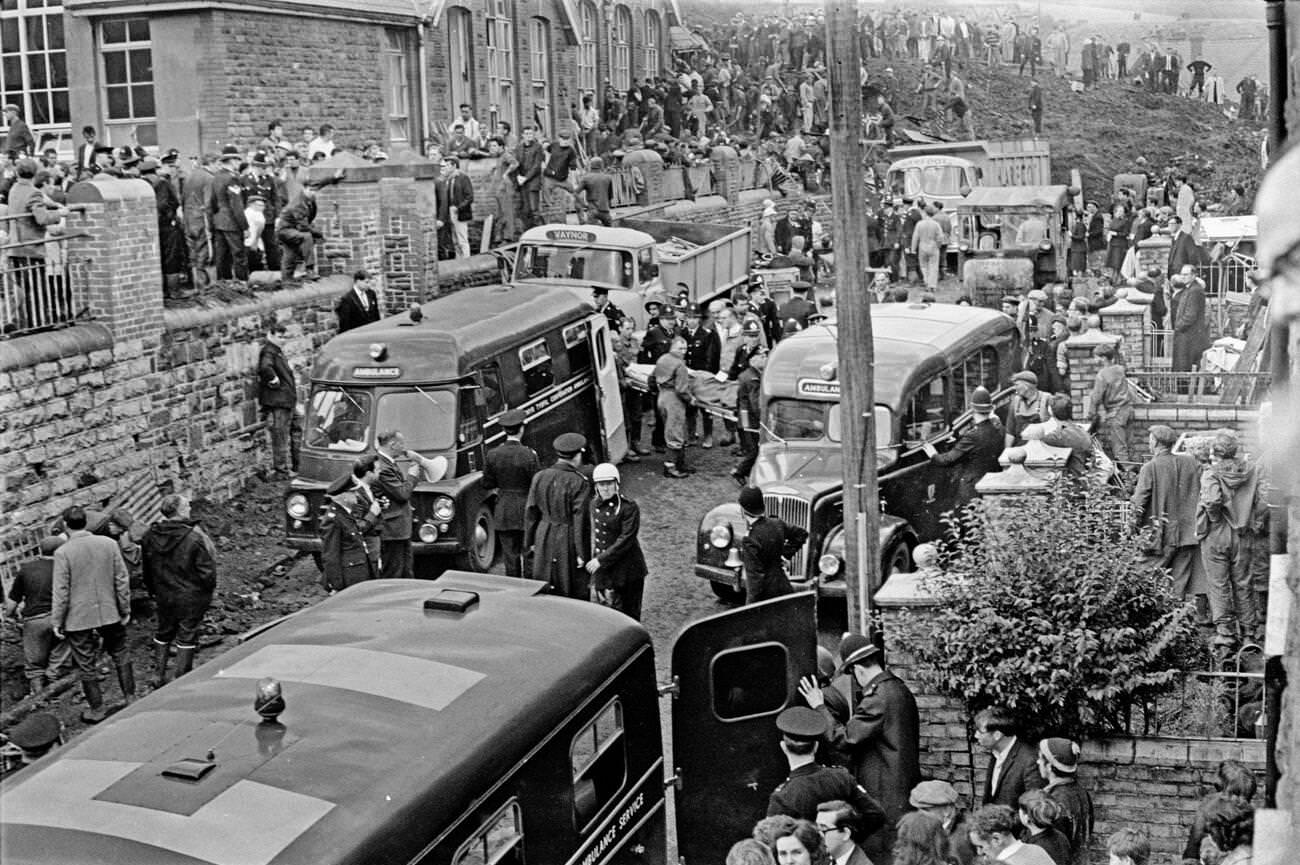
[885,139,1053,211]
[512,219,751,328]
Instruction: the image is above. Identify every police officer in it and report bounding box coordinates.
[725,319,765,381]
[767,706,888,834]
[738,486,808,602]
[682,302,721,448]
[3,712,61,776]
[747,277,782,346]
[731,346,767,485]
[524,432,591,599]
[592,287,625,329]
[778,280,817,334]
[924,386,1004,502]
[482,409,540,578]
[586,463,648,620]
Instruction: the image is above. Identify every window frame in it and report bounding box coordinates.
[577,1,598,95]
[452,799,525,865]
[901,374,951,445]
[708,642,791,723]
[610,5,632,92]
[569,697,628,832]
[528,17,551,137]
[643,10,661,79]
[98,16,156,146]
[485,0,516,134]
[0,0,70,146]
[447,7,475,123]
[381,29,412,145]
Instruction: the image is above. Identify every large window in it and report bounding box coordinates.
[711,644,789,721]
[454,801,524,865]
[577,1,598,95]
[485,0,515,133]
[570,699,626,830]
[1,0,69,148]
[305,387,374,452]
[902,375,949,445]
[382,29,411,145]
[528,17,551,137]
[100,17,156,146]
[643,10,661,79]
[610,5,632,92]
[447,8,474,123]
[376,390,458,452]
[950,347,1000,409]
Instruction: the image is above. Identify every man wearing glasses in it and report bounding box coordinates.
[815,800,874,865]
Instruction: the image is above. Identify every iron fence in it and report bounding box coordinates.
[1126,649,1267,740]
[1,231,90,338]
[1128,369,1271,405]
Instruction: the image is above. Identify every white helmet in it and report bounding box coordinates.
[592,463,621,484]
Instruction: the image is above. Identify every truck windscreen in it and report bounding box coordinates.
[516,244,634,289]
[305,387,458,453]
[768,400,893,448]
[891,165,967,198]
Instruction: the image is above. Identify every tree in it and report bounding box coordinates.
[892,484,1199,740]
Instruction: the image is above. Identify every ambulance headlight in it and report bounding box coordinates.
[432,496,455,522]
[418,523,439,543]
[708,524,733,549]
[286,493,310,519]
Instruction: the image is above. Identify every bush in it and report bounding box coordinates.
[892,483,1200,740]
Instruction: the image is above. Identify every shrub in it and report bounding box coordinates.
[891,482,1200,740]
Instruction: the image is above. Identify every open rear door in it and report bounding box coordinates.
[589,314,628,464]
[670,591,818,865]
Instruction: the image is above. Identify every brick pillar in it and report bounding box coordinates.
[710,145,741,205]
[312,161,383,279]
[65,179,165,346]
[1098,291,1148,369]
[377,173,440,311]
[1066,322,1123,418]
[1136,236,1170,277]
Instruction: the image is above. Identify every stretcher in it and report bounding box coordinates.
[625,363,739,423]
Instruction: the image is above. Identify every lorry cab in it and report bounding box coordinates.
[694,304,1018,602]
[0,574,817,865]
[885,155,980,211]
[954,185,1073,288]
[513,221,751,331]
[284,283,625,572]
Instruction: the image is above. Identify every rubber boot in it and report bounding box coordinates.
[678,445,695,474]
[174,646,197,679]
[81,679,107,723]
[151,641,171,688]
[116,659,137,705]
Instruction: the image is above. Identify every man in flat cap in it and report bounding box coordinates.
[801,632,920,862]
[910,780,976,865]
[525,432,592,599]
[768,706,887,836]
[483,409,540,578]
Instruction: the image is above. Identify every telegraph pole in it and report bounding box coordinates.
[823,0,880,636]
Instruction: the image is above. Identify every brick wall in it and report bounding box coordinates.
[877,598,1267,864]
[1131,404,1261,460]
[199,9,387,153]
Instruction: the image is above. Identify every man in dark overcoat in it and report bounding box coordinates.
[373,429,422,580]
[257,320,299,478]
[1130,424,1204,604]
[483,410,540,578]
[738,486,808,603]
[335,269,381,333]
[585,462,648,619]
[1170,269,1210,372]
[802,634,920,865]
[524,432,592,599]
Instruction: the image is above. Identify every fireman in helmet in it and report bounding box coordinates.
[585,463,648,620]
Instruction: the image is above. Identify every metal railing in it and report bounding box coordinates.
[1129,369,1271,405]
[1128,652,1267,740]
[1,232,90,338]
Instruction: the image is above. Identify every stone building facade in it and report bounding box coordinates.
[1,0,680,158]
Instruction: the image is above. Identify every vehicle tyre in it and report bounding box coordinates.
[882,540,912,578]
[454,505,497,572]
[710,581,746,605]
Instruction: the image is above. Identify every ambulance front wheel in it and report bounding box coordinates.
[454,505,497,572]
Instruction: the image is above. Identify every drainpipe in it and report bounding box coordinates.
[1265,0,1287,157]
[417,16,433,156]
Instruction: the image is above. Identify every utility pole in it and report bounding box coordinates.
[823,0,880,636]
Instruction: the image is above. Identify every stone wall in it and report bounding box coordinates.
[876,582,1267,864]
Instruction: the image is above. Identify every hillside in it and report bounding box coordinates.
[875,52,1265,202]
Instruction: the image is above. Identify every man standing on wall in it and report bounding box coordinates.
[180,153,216,289]
[257,320,301,480]
[209,146,249,282]
[514,125,545,228]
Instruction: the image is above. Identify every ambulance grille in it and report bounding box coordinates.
[764,494,811,580]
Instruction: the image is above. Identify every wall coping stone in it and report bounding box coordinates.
[0,323,115,371]
[874,571,940,609]
[162,277,349,332]
[65,177,155,204]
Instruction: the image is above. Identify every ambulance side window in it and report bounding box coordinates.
[949,347,999,412]
[563,322,591,374]
[519,338,554,397]
[710,643,789,721]
[570,698,627,831]
[901,376,949,445]
[480,365,505,416]
[453,800,524,865]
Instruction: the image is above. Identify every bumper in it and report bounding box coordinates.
[695,564,742,587]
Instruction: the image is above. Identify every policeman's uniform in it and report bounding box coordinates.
[482,409,540,578]
[766,706,888,836]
